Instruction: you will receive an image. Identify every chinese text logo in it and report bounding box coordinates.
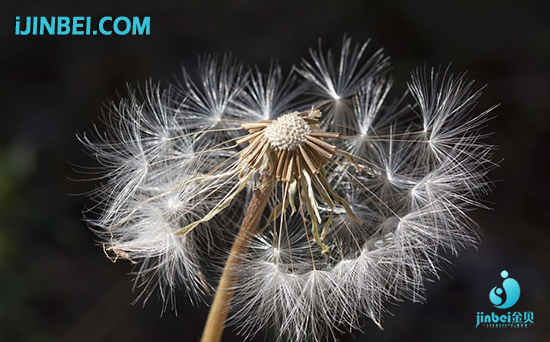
[476,270,533,328]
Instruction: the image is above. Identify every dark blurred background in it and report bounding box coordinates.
[1,1,549,341]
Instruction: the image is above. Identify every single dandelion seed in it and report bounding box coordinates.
[79,37,497,342]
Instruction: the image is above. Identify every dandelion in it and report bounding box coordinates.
[80,37,496,342]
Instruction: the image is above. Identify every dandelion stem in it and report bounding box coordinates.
[200,174,274,342]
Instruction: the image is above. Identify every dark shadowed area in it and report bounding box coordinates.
[1,1,549,341]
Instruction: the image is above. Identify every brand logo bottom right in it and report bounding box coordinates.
[476,270,534,328]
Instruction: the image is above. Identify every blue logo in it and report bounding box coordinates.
[489,270,520,309]
[476,269,533,328]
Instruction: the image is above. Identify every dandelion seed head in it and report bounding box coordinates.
[79,36,497,342]
[264,112,312,151]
